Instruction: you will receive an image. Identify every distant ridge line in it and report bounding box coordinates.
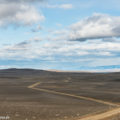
[0,68,120,73]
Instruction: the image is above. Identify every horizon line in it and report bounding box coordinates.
[0,68,120,73]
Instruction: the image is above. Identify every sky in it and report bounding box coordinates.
[0,0,120,71]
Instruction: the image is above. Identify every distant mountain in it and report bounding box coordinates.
[0,68,120,79]
[0,68,96,78]
[0,68,51,77]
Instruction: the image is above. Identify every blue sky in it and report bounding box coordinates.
[0,0,120,71]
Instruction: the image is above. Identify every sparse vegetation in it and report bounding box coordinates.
[0,69,120,120]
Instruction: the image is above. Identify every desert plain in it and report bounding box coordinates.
[0,69,120,120]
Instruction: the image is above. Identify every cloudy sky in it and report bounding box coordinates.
[0,0,120,71]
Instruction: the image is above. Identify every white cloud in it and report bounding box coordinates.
[51,13,120,42]
[0,37,119,60]
[68,13,120,41]
[0,12,120,70]
[0,2,44,27]
[1,13,119,61]
[0,0,44,4]
[0,65,12,69]
[60,4,73,9]
[45,4,73,9]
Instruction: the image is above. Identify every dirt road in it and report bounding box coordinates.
[79,108,120,120]
[28,82,120,120]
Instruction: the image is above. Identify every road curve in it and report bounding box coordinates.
[28,82,120,120]
[28,82,118,107]
[79,107,120,120]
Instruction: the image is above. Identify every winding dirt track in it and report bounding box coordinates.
[79,108,120,120]
[28,82,120,120]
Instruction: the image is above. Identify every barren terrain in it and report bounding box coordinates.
[0,69,120,120]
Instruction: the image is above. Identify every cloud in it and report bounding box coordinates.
[59,4,73,9]
[1,11,120,70]
[1,37,119,60]
[45,4,73,9]
[0,1,45,27]
[68,13,120,41]
[0,0,44,3]
[31,25,43,32]
[0,65,12,69]
[1,34,120,71]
